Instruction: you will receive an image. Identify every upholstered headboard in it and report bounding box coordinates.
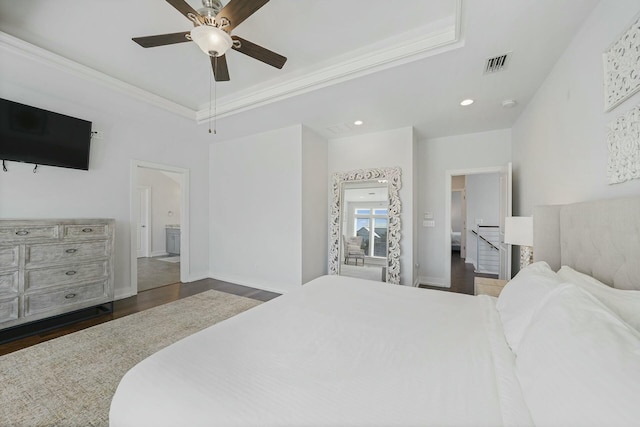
[533,197,640,290]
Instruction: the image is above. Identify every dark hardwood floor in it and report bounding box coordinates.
[419,250,497,295]
[0,279,280,356]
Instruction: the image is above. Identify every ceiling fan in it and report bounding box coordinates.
[132,0,287,82]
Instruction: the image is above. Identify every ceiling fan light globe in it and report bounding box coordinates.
[190,25,232,57]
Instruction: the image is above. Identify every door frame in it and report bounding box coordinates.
[136,185,152,258]
[444,165,508,287]
[129,160,190,297]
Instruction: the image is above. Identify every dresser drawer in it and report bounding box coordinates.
[63,224,109,239]
[25,260,108,291]
[26,241,109,267]
[0,226,58,242]
[0,295,19,324]
[24,281,107,317]
[0,270,18,294]
[0,245,19,270]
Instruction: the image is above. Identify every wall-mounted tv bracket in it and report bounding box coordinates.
[1,160,39,173]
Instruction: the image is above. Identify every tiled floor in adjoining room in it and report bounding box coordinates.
[137,256,181,292]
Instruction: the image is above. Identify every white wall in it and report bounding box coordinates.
[301,126,329,284]
[209,125,302,293]
[328,127,415,286]
[512,0,640,215]
[137,168,181,256]
[465,173,499,270]
[0,45,211,299]
[209,124,328,293]
[417,129,511,286]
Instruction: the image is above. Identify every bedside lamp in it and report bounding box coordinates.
[504,216,534,268]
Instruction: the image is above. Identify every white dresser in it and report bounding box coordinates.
[0,219,114,331]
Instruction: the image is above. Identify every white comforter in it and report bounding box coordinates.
[110,275,532,427]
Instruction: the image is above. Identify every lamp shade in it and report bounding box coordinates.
[190,25,232,57]
[504,216,533,246]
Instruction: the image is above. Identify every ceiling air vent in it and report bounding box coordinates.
[326,123,355,135]
[484,52,511,74]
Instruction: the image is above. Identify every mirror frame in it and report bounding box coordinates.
[329,166,402,284]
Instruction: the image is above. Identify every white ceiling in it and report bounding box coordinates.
[0,0,599,142]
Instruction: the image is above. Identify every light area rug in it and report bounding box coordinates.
[0,290,262,427]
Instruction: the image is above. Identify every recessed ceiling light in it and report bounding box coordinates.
[354,120,364,126]
[460,99,474,106]
[502,99,517,108]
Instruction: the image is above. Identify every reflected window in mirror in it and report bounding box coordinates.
[353,207,388,258]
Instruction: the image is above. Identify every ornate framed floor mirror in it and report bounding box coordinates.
[329,167,402,284]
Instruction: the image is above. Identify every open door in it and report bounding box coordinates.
[498,163,512,280]
[136,186,151,258]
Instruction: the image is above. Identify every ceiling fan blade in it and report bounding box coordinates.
[132,31,192,48]
[211,55,230,81]
[166,0,203,24]
[231,36,286,69]
[216,0,269,31]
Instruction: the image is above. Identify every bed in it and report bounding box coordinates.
[110,196,640,427]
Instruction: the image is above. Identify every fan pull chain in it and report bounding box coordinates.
[209,62,213,134]
[208,57,218,135]
[213,57,217,135]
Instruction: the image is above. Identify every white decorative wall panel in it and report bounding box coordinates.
[603,15,640,111]
[607,104,640,184]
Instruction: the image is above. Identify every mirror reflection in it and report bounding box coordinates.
[340,181,388,282]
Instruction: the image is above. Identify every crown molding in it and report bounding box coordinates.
[0,0,463,124]
[0,32,197,120]
[197,26,463,123]
[197,0,464,123]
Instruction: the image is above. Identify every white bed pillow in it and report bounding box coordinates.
[515,284,640,427]
[558,266,640,332]
[495,261,564,352]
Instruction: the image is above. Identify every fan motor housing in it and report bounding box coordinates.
[199,0,223,21]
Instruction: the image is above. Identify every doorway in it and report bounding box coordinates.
[129,160,190,297]
[136,186,151,258]
[444,164,512,290]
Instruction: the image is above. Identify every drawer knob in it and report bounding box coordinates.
[65,270,77,276]
[82,228,93,233]
[65,293,77,299]
[15,230,29,236]
[65,248,78,254]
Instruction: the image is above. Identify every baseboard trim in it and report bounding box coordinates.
[208,272,287,295]
[114,289,135,301]
[418,276,449,288]
[185,273,212,283]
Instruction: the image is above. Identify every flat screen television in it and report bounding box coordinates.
[0,98,92,170]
